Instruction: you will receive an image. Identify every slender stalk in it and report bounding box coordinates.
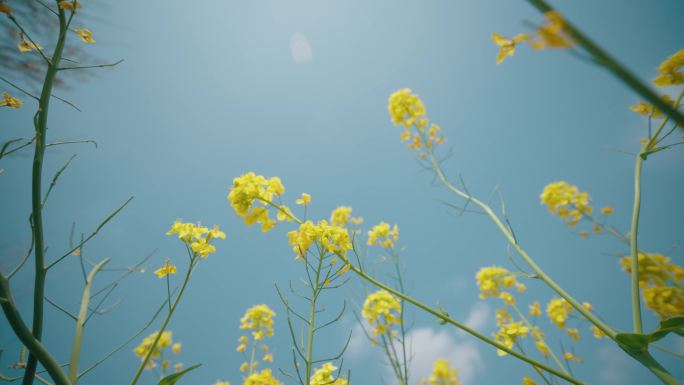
[337,254,584,385]
[305,251,324,384]
[129,255,197,385]
[629,153,644,333]
[23,6,69,385]
[510,303,568,377]
[427,152,616,339]
[525,0,684,128]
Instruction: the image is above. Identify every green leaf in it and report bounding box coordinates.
[649,317,684,342]
[157,364,201,385]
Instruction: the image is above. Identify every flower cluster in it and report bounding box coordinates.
[367,222,399,249]
[242,369,282,385]
[653,48,684,87]
[629,95,675,119]
[546,298,573,329]
[494,322,529,356]
[362,290,402,340]
[166,220,225,258]
[540,181,592,227]
[239,304,276,341]
[133,331,181,371]
[287,220,352,259]
[388,89,444,152]
[619,252,684,319]
[475,266,526,304]
[1,91,21,109]
[492,11,573,63]
[421,359,460,385]
[310,363,347,385]
[228,172,287,232]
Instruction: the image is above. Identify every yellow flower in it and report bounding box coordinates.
[162,359,170,370]
[494,322,529,356]
[167,220,224,258]
[239,335,249,344]
[582,302,592,312]
[174,363,183,372]
[563,352,581,362]
[172,342,181,354]
[367,222,399,248]
[330,206,352,227]
[310,363,347,385]
[18,38,42,52]
[653,48,684,87]
[215,381,230,385]
[287,220,352,259]
[239,362,249,372]
[133,331,173,369]
[0,91,22,109]
[296,193,311,205]
[58,1,81,11]
[522,376,538,385]
[475,266,525,303]
[529,301,542,317]
[422,360,460,385]
[243,369,282,385]
[600,206,614,215]
[629,95,675,119]
[228,172,286,232]
[263,353,273,362]
[236,344,246,353]
[496,308,512,326]
[590,325,605,339]
[154,259,177,278]
[350,216,364,225]
[546,298,573,329]
[389,88,426,128]
[240,304,276,341]
[492,33,529,64]
[565,328,580,341]
[643,286,684,319]
[74,28,95,43]
[0,3,11,14]
[619,252,684,288]
[530,11,574,50]
[540,181,592,227]
[362,290,402,337]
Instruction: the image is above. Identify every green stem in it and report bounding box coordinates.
[629,153,644,334]
[510,303,568,377]
[23,6,69,385]
[304,252,324,385]
[0,274,71,385]
[338,255,585,385]
[129,256,197,385]
[526,0,684,128]
[427,152,616,339]
[391,255,409,385]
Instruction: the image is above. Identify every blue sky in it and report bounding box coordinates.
[1,0,684,384]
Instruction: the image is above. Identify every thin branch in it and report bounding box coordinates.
[58,59,124,71]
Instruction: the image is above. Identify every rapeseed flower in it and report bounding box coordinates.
[492,33,529,64]
[166,220,225,258]
[228,172,286,232]
[57,1,80,11]
[540,181,592,227]
[546,298,572,329]
[529,301,541,317]
[18,38,42,52]
[475,266,525,303]
[242,369,281,385]
[619,252,684,288]
[240,304,276,341]
[388,89,444,152]
[643,286,684,319]
[0,91,21,109]
[133,331,173,369]
[330,206,352,227]
[295,193,311,205]
[367,222,399,248]
[287,220,352,259]
[73,28,95,43]
[362,290,402,339]
[422,360,460,385]
[154,259,177,278]
[530,11,574,49]
[494,322,529,356]
[523,377,538,385]
[310,363,347,385]
[653,48,684,87]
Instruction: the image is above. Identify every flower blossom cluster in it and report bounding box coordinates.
[388,88,444,152]
[362,290,402,341]
[540,181,593,227]
[421,359,460,385]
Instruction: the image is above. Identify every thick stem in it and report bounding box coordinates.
[0,274,71,385]
[629,154,644,333]
[304,252,324,384]
[526,0,684,128]
[23,7,69,385]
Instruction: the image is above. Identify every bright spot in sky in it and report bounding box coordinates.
[290,32,313,63]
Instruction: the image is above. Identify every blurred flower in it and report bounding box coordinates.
[421,360,460,385]
[540,181,592,227]
[362,290,402,340]
[58,1,81,11]
[546,298,573,329]
[310,363,347,385]
[653,48,684,87]
[367,222,399,249]
[0,91,21,108]
[242,369,281,385]
[296,193,311,205]
[492,32,529,64]
[74,28,95,43]
[530,11,574,49]
[494,322,529,356]
[240,304,276,341]
[154,259,177,278]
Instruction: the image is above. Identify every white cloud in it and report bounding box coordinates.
[462,302,491,333]
[405,328,483,385]
[347,322,369,358]
[290,32,313,63]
